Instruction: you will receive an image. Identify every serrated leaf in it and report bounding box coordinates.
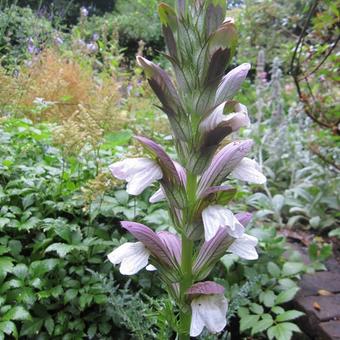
[267,262,281,278]
[240,314,260,332]
[260,290,276,307]
[12,264,28,280]
[0,321,16,335]
[278,278,297,290]
[250,303,264,315]
[276,310,304,322]
[29,259,60,277]
[0,257,14,277]
[3,306,30,321]
[275,287,299,305]
[271,306,285,314]
[282,262,304,276]
[64,289,78,303]
[268,322,301,340]
[251,316,273,335]
[237,306,249,318]
[20,319,44,336]
[45,317,54,336]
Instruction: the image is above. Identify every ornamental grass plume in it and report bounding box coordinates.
[107,1,266,338]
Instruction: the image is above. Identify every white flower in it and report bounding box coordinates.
[107,242,150,275]
[228,234,258,260]
[109,158,162,195]
[231,157,266,184]
[202,205,245,241]
[200,102,250,133]
[190,294,228,337]
[149,187,166,203]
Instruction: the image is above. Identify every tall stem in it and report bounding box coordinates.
[178,172,197,339]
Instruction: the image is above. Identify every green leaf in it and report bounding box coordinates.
[329,227,340,238]
[267,322,301,340]
[114,190,129,205]
[275,287,300,305]
[45,317,54,336]
[251,315,274,335]
[0,218,10,229]
[260,290,276,307]
[267,261,281,278]
[0,257,14,277]
[45,243,87,257]
[278,278,297,290]
[237,307,249,318]
[87,324,97,339]
[20,319,44,336]
[282,262,304,276]
[29,259,60,277]
[64,289,78,303]
[271,306,285,315]
[272,194,285,212]
[320,244,332,260]
[276,310,304,322]
[3,306,31,321]
[12,264,28,280]
[0,321,16,335]
[250,303,264,315]
[240,314,260,332]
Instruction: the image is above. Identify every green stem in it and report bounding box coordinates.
[178,172,197,339]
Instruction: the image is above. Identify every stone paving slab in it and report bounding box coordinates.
[295,295,340,322]
[319,321,340,340]
[297,272,340,297]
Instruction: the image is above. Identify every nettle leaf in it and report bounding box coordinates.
[275,287,300,305]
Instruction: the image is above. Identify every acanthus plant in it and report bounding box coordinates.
[106,1,266,338]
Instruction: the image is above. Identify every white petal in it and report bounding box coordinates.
[119,243,150,275]
[126,163,162,195]
[190,300,205,337]
[107,242,138,265]
[109,158,163,195]
[190,295,228,336]
[228,234,258,260]
[202,205,245,241]
[107,242,150,275]
[199,103,225,133]
[149,187,166,203]
[146,264,157,271]
[231,157,266,184]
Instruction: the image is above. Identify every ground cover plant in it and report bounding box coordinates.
[0,0,338,339]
